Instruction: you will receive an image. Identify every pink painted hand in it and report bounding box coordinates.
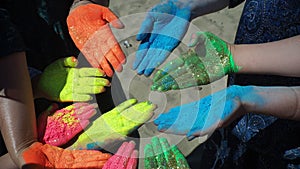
[103,141,138,169]
[37,103,97,146]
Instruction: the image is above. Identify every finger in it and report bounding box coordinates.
[144,49,172,76]
[72,102,93,109]
[76,77,110,86]
[105,50,123,72]
[153,57,185,82]
[160,138,177,168]
[117,141,136,168]
[70,93,93,102]
[82,49,102,68]
[75,108,97,121]
[77,67,106,77]
[100,57,114,77]
[171,146,190,168]
[126,150,138,169]
[111,43,126,65]
[102,7,124,29]
[188,31,206,47]
[136,14,154,41]
[152,75,176,92]
[144,144,158,168]
[75,84,106,94]
[108,142,129,169]
[120,101,156,124]
[133,39,150,70]
[63,56,78,67]
[113,99,137,113]
[151,137,167,167]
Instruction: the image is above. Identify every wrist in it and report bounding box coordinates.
[228,44,240,73]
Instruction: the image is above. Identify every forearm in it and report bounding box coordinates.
[242,86,300,120]
[0,52,37,167]
[177,0,230,19]
[231,35,300,77]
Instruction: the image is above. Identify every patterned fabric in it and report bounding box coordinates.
[229,0,300,168]
[189,1,300,169]
[232,0,300,143]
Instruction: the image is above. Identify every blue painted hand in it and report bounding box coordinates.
[133,0,191,76]
[154,85,261,139]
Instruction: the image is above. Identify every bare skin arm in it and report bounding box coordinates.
[177,0,230,19]
[0,52,38,168]
[231,35,300,77]
[221,86,300,127]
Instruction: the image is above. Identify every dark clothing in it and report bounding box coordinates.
[0,8,25,57]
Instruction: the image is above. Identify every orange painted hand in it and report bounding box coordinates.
[22,142,111,168]
[67,4,126,77]
[37,103,97,147]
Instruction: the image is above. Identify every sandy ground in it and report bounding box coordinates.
[108,1,245,168]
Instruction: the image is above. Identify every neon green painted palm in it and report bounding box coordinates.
[69,99,156,150]
[152,31,240,91]
[144,137,190,169]
[37,56,110,102]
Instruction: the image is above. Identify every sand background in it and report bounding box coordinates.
[108,1,245,168]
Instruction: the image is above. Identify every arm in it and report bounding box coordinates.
[231,35,300,77]
[240,86,300,121]
[0,52,37,168]
[177,0,232,19]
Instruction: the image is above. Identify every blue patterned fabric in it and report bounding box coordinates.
[232,0,300,143]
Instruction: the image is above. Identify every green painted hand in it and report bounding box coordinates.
[144,137,190,169]
[37,56,110,102]
[152,31,240,92]
[69,99,156,150]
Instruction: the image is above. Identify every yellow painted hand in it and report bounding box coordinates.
[69,99,156,150]
[37,56,110,102]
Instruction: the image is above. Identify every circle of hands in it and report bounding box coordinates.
[31,1,243,168]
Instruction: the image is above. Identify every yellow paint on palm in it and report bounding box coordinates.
[70,99,156,150]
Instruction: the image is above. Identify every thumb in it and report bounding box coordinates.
[103,8,124,29]
[63,56,78,68]
[188,32,206,47]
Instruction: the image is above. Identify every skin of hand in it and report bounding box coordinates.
[37,102,98,147]
[37,56,110,102]
[144,137,190,169]
[152,31,240,92]
[133,0,191,76]
[67,3,126,77]
[103,141,138,169]
[21,142,111,168]
[69,99,156,150]
[153,85,253,139]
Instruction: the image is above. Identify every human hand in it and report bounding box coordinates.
[67,4,126,77]
[144,137,190,169]
[154,85,250,138]
[133,0,191,76]
[22,142,111,168]
[151,31,240,91]
[69,99,156,150]
[37,102,97,147]
[37,56,110,102]
[103,141,138,169]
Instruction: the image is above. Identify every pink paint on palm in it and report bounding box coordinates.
[103,141,137,169]
[39,103,97,146]
[126,150,138,169]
